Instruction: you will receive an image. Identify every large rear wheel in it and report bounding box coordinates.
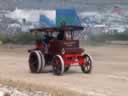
[52,55,64,75]
[29,50,45,73]
[81,54,92,73]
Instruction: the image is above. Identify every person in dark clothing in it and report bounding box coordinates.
[43,34,51,53]
[57,30,65,40]
[43,34,49,45]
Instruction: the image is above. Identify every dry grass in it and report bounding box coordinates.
[0,78,84,96]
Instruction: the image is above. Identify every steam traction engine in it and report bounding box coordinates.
[28,26,92,75]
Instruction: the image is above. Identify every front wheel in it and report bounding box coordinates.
[52,55,64,76]
[81,54,92,73]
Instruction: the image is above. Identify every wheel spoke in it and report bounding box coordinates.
[81,54,92,73]
[52,55,64,75]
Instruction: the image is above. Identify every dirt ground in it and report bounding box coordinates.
[0,44,128,96]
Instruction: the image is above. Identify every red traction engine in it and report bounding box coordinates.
[28,26,92,75]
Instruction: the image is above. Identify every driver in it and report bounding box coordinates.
[57,30,65,40]
[43,33,53,53]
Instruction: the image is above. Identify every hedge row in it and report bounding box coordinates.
[0,32,128,44]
